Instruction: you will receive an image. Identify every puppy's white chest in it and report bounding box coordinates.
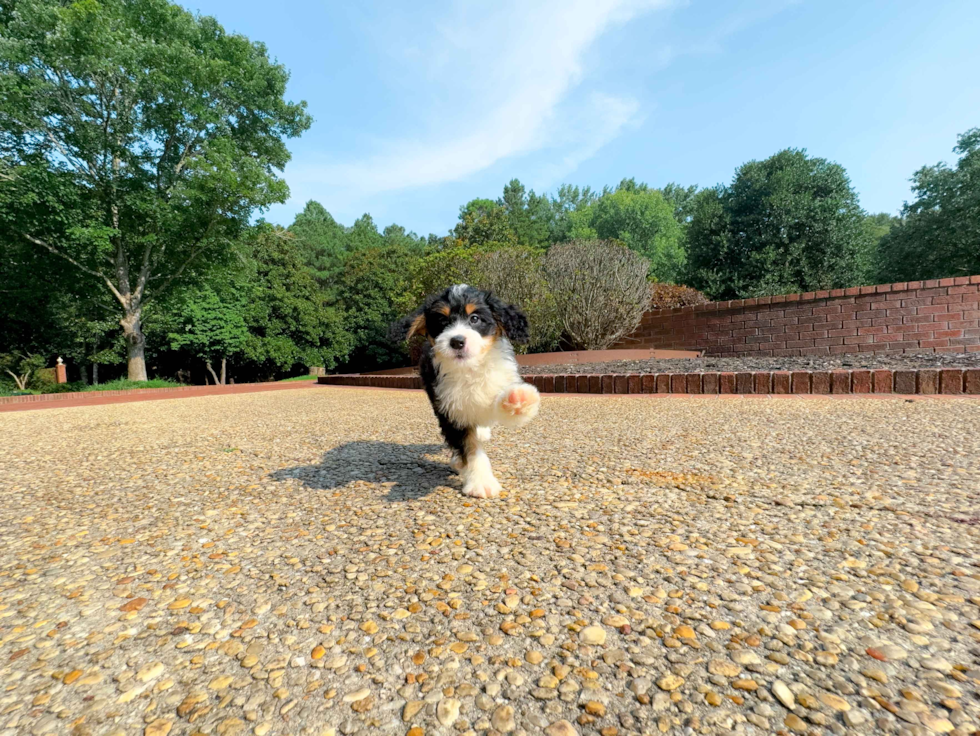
[434,342,519,427]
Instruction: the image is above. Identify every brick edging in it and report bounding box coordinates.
[318,369,980,395]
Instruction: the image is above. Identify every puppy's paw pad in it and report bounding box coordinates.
[501,385,540,416]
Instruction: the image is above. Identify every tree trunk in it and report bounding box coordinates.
[205,361,221,386]
[92,363,99,386]
[120,307,148,381]
[220,357,227,385]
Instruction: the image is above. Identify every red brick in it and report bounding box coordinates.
[553,375,565,393]
[950,284,979,294]
[917,369,939,394]
[626,374,640,394]
[852,370,872,393]
[719,372,736,393]
[790,371,810,393]
[656,374,670,393]
[735,372,753,393]
[641,374,655,393]
[940,369,963,394]
[576,375,589,393]
[811,371,831,394]
[893,370,916,395]
[601,374,615,394]
[753,372,772,394]
[685,374,702,394]
[872,369,893,393]
[965,369,980,394]
[701,373,719,394]
[540,375,555,393]
[611,375,626,393]
[772,371,791,394]
[669,373,686,393]
[589,375,601,394]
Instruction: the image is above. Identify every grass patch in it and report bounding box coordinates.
[278,375,316,382]
[83,378,184,391]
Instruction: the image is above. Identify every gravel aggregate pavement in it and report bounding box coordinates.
[519,352,980,376]
[1,387,979,736]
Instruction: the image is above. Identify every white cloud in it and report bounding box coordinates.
[290,0,672,199]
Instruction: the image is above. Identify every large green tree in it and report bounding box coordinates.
[876,128,980,282]
[287,200,347,290]
[570,179,686,282]
[0,0,310,380]
[685,149,875,299]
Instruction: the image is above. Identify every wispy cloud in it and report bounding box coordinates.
[288,0,672,202]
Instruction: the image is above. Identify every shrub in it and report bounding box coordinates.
[648,282,710,310]
[544,240,650,350]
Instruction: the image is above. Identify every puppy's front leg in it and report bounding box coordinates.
[495,382,540,427]
[460,428,502,499]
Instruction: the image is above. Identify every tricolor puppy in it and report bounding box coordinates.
[391,285,540,498]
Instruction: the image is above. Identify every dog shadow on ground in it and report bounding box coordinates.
[269,442,456,501]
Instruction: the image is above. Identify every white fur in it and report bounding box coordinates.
[432,322,539,498]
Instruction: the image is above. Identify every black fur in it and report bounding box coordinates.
[487,293,530,344]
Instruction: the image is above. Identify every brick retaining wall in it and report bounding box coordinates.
[614,276,980,357]
[318,369,980,396]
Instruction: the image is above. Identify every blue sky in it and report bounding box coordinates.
[184,0,980,237]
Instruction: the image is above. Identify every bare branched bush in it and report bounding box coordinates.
[544,240,650,350]
[475,248,560,353]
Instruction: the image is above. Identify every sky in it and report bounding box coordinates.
[183,0,980,238]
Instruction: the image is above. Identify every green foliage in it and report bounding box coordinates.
[579,180,686,282]
[685,150,875,300]
[450,199,518,248]
[287,201,348,289]
[0,0,311,379]
[876,128,980,282]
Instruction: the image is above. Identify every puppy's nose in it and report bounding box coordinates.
[449,336,466,350]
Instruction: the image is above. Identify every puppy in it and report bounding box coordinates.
[391,284,540,498]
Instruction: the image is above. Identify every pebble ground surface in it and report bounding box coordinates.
[519,352,980,376]
[1,387,979,736]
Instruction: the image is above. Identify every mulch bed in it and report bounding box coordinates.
[519,351,980,375]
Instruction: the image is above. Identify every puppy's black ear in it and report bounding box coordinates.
[389,308,426,343]
[487,293,530,345]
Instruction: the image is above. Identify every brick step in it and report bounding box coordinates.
[318,368,980,395]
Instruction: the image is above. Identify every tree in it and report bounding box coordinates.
[241,225,350,377]
[0,0,310,380]
[288,200,347,290]
[0,352,45,392]
[876,128,980,282]
[686,149,875,300]
[585,183,686,282]
[544,240,650,351]
[450,199,518,248]
[659,182,699,224]
[549,183,597,244]
[167,283,249,385]
[497,179,554,248]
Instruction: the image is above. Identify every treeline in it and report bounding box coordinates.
[1,0,978,389]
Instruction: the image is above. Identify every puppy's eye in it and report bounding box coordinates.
[469,314,482,325]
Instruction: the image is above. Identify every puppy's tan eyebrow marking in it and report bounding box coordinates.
[434,303,450,316]
[464,303,477,315]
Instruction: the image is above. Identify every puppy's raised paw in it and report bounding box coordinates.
[500,383,540,418]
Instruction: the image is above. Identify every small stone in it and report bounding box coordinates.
[708,659,741,678]
[343,688,371,703]
[168,598,191,610]
[209,675,234,690]
[674,625,696,639]
[584,702,606,717]
[861,668,888,684]
[526,650,544,664]
[657,675,684,691]
[772,681,795,709]
[311,645,326,660]
[705,692,722,706]
[843,710,868,728]
[920,714,954,732]
[602,615,628,627]
[784,714,807,732]
[136,662,165,683]
[580,626,606,646]
[545,720,579,736]
[819,693,851,711]
[359,621,378,634]
[144,721,173,736]
[730,650,761,666]
[815,651,838,666]
[120,597,149,612]
[437,698,461,726]
[403,701,425,722]
[921,657,952,673]
[491,705,516,733]
[732,679,758,691]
